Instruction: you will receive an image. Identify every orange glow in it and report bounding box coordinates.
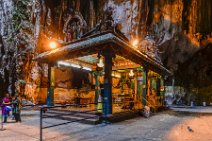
[132,39,139,48]
[49,41,57,49]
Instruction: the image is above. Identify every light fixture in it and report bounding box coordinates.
[82,66,92,71]
[57,61,92,71]
[97,58,104,68]
[112,71,121,78]
[132,39,139,48]
[49,41,57,49]
[129,69,134,77]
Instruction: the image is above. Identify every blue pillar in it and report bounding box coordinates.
[46,64,54,106]
[136,69,143,99]
[103,51,113,116]
[94,72,100,103]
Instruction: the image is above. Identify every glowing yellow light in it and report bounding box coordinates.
[97,58,104,68]
[49,41,57,49]
[129,69,134,77]
[132,39,139,48]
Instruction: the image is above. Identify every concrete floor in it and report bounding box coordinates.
[0,109,212,141]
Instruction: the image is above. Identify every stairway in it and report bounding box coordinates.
[43,109,102,125]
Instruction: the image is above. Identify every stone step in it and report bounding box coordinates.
[107,110,140,123]
[43,109,102,125]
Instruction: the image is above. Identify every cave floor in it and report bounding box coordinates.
[0,108,212,141]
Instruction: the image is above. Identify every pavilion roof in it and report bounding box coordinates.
[34,31,172,75]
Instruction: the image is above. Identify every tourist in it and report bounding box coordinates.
[12,94,22,122]
[1,93,11,122]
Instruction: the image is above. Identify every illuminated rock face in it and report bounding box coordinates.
[106,0,211,71]
[107,0,212,98]
[0,0,211,99]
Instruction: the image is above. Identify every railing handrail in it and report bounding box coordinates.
[40,102,104,141]
[40,102,103,109]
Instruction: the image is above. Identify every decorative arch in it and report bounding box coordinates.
[63,11,87,34]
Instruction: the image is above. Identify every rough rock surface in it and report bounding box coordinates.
[0,0,211,100]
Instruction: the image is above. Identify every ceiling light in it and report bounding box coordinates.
[97,58,104,68]
[57,61,92,71]
[49,41,57,49]
[129,69,134,77]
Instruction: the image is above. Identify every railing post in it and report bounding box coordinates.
[1,111,3,131]
[0,105,5,131]
[40,108,43,141]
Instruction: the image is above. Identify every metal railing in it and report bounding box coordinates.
[0,104,40,131]
[40,102,104,141]
[21,104,41,110]
[0,105,4,131]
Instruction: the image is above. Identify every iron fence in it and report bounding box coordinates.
[40,102,104,141]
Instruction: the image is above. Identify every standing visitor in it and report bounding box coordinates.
[12,94,22,122]
[1,93,11,122]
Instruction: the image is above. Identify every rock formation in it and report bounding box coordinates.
[0,0,211,102]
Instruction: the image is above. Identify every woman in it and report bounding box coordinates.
[1,93,11,122]
[12,94,21,122]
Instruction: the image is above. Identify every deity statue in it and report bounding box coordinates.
[63,7,87,42]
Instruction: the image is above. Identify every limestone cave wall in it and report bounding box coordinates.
[0,0,211,101]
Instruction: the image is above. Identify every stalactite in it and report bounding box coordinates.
[58,0,65,35]
[0,0,14,36]
[89,0,95,29]
[137,0,152,36]
[76,0,80,11]
[34,0,42,44]
[189,0,198,34]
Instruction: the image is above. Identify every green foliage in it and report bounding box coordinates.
[12,0,30,31]
[6,0,31,43]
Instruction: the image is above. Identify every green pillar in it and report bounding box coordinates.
[142,68,148,106]
[151,76,160,96]
[121,76,125,93]
[156,77,161,96]
[151,77,157,90]
[160,77,165,105]
[94,71,103,112]
[94,72,100,103]
[46,64,54,106]
[137,80,142,99]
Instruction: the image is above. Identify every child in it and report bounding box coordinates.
[12,94,22,122]
[1,93,11,122]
